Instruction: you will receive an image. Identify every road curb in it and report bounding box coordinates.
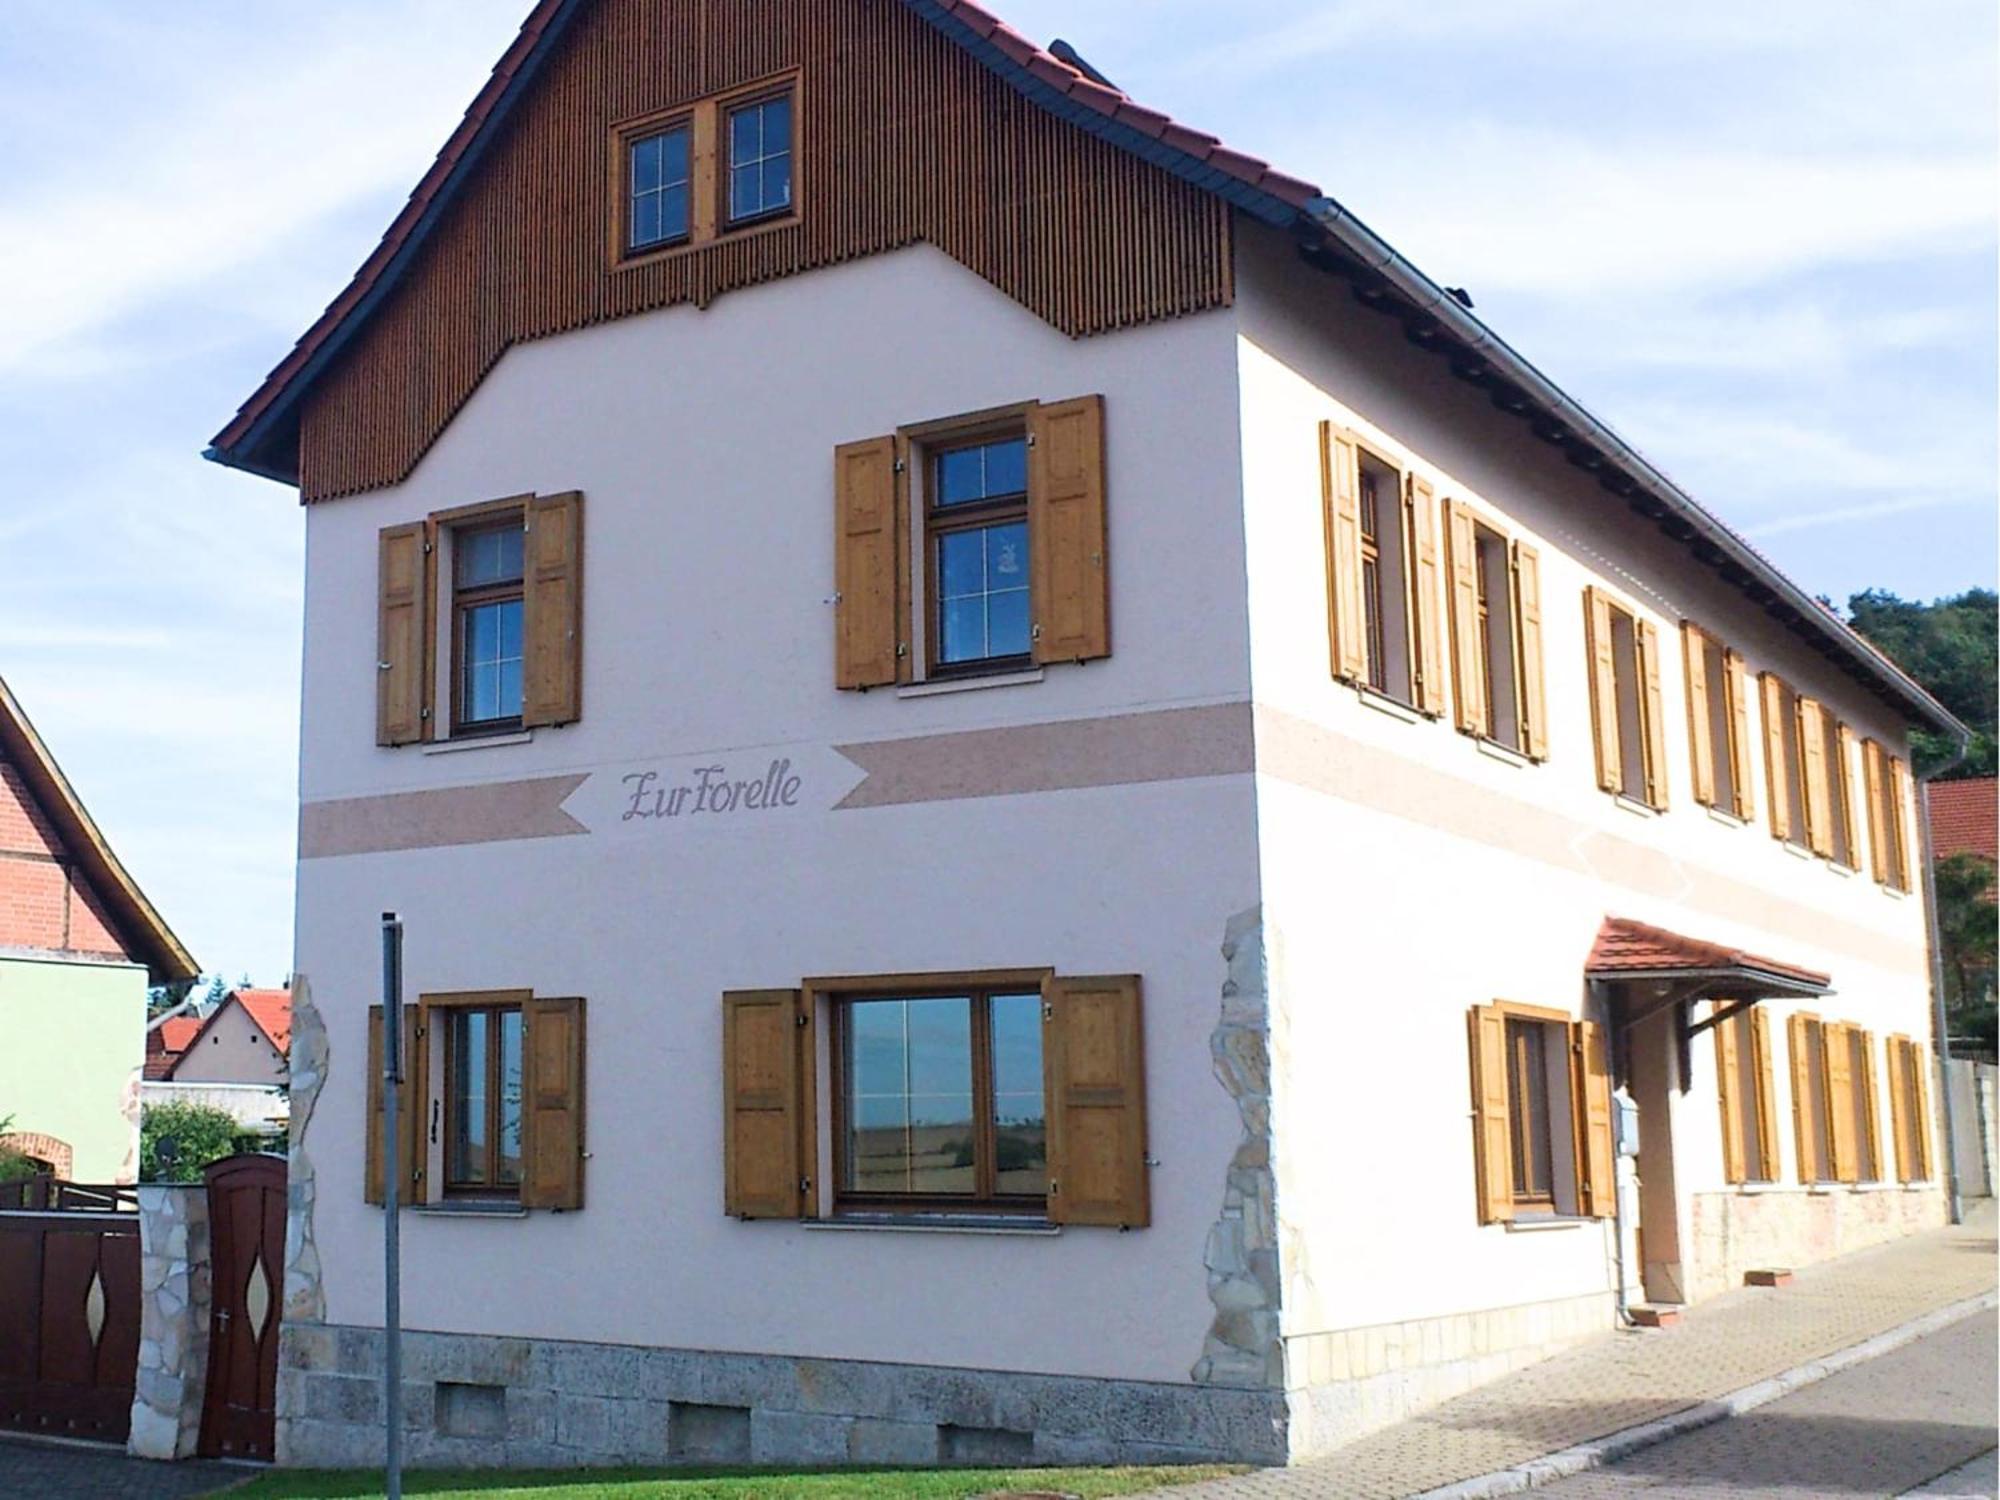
[1410,1290,2000,1499]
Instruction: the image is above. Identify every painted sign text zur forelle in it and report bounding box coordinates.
[620,760,803,822]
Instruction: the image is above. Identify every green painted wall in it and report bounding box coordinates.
[0,954,144,1183]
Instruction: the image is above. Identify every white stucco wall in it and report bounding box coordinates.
[169,1002,286,1087]
[295,245,1259,1384]
[1230,223,1938,1336]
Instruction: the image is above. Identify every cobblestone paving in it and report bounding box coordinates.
[1145,1205,1998,1500]
[1537,1307,1995,1497]
[0,1436,238,1499]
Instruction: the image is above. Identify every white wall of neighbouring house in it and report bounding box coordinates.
[293,245,1266,1386]
[168,1002,286,1088]
[1229,222,1940,1341]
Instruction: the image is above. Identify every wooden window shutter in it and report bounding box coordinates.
[1890,756,1915,892]
[1466,1004,1514,1224]
[1797,697,1833,857]
[833,436,904,689]
[1855,1028,1882,1179]
[1834,724,1861,869]
[522,492,584,728]
[1885,1034,1912,1182]
[1823,1021,1856,1183]
[1787,1012,1816,1182]
[1761,673,1792,842]
[1320,423,1366,683]
[1573,1019,1616,1218]
[1751,1007,1782,1182]
[520,997,586,1210]
[1584,587,1621,793]
[1636,619,1670,810]
[722,989,814,1218]
[1042,974,1148,1227]
[1907,1038,1933,1178]
[1862,739,1888,882]
[1443,499,1488,737]
[1407,476,1447,717]
[1028,395,1111,664]
[1682,624,1716,808]
[1511,541,1549,760]
[365,1004,424,1205]
[1724,649,1756,820]
[1714,1013,1745,1184]
[376,522,431,746]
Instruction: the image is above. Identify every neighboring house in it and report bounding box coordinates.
[0,675,197,1183]
[143,987,293,1136]
[1930,775,1997,880]
[206,1,1964,1469]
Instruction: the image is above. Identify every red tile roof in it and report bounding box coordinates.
[233,988,293,1055]
[144,1015,202,1080]
[1586,917,1829,992]
[1929,777,1997,866]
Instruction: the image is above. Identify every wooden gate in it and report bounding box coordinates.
[197,1154,286,1461]
[0,1190,143,1442]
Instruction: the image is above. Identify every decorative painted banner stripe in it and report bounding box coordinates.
[298,775,588,859]
[831,702,1255,809]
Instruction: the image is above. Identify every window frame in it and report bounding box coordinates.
[1353,442,1420,707]
[608,72,802,271]
[814,967,1054,1218]
[1768,675,1812,851]
[922,428,1033,679]
[1489,1000,1584,1219]
[447,513,528,737]
[426,990,533,1202]
[1681,621,1751,818]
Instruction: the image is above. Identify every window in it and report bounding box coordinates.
[1886,1034,1933,1182]
[1443,499,1548,756]
[451,519,526,733]
[1789,1013,1834,1183]
[1585,587,1667,807]
[1714,1005,1779,1184]
[833,986,1046,1208]
[627,123,692,251]
[832,397,1110,690]
[1758,673,1813,851]
[1356,450,1414,700]
[1863,740,1914,891]
[1819,711,1857,869]
[1680,623,1753,819]
[928,434,1032,673]
[376,493,582,747]
[1847,1027,1881,1183]
[725,93,793,225]
[610,78,798,264]
[1321,429,1449,716]
[1467,1002,1614,1223]
[444,1003,524,1196]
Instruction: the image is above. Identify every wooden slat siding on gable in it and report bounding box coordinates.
[376,523,430,745]
[1751,1007,1782,1182]
[1466,1004,1513,1224]
[832,436,902,689]
[1724,648,1756,820]
[1511,541,1549,759]
[1320,424,1366,684]
[1407,476,1447,718]
[722,989,811,1218]
[522,997,586,1209]
[1042,974,1148,1227]
[1683,623,1716,808]
[296,0,1233,502]
[1028,395,1111,664]
[1443,498,1488,738]
[522,493,584,727]
[1637,618,1669,809]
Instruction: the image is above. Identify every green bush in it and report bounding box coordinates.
[140,1101,263,1182]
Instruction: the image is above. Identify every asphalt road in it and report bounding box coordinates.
[1539,1307,1999,1498]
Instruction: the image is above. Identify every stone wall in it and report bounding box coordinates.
[1684,1186,1946,1303]
[127,1184,212,1460]
[278,1323,1288,1469]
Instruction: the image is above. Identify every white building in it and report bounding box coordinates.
[207,0,1960,1470]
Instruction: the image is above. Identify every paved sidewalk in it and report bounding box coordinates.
[0,1436,237,1499]
[1148,1203,1998,1500]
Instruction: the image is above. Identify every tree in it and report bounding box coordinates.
[0,1115,34,1184]
[1846,589,1997,777]
[139,1101,258,1183]
[147,978,197,1020]
[1935,853,1998,1054]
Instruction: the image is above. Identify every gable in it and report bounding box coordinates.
[293,0,1232,502]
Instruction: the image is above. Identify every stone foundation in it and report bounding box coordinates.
[277,1323,1290,1469]
[128,1184,212,1459]
[1281,1288,1616,1459]
[1685,1185,1946,1303]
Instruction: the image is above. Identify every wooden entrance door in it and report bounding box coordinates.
[198,1154,286,1460]
[0,1203,141,1442]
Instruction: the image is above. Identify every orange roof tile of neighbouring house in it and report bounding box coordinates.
[233,988,293,1056]
[1929,776,1997,867]
[144,1015,202,1080]
[1586,916,1830,994]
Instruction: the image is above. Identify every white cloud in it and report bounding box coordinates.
[1742,495,1971,539]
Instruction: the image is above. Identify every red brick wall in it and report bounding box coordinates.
[0,753,135,961]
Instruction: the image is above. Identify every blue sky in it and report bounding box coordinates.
[0,1,1993,985]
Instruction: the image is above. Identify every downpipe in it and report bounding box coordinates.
[1917,735,1971,1226]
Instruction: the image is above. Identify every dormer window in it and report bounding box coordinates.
[628,123,692,251]
[726,94,793,226]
